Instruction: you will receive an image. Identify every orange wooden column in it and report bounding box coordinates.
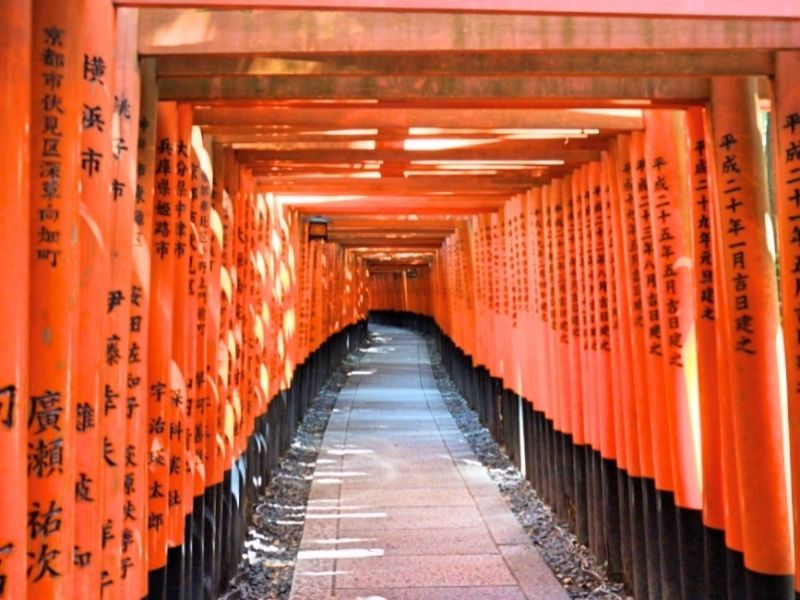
[577,166,598,455]
[126,56,156,600]
[544,179,569,436]
[629,132,674,496]
[644,110,702,512]
[773,50,800,595]
[600,154,628,476]
[0,2,30,597]
[78,0,122,595]
[566,175,586,451]
[106,9,143,599]
[147,101,179,592]
[708,76,793,596]
[612,136,653,483]
[166,103,192,560]
[206,202,224,506]
[532,188,554,418]
[685,108,728,544]
[28,2,83,596]
[707,122,746,568]
[192,132,213,511]
[589,162,616,464]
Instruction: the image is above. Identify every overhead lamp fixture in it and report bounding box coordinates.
[307,216,329,242]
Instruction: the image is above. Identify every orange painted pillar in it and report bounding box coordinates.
[685,106,730,594]
[708,76,793,596]
[206,205,224,497]
[543,184,562,432]
[555,180,574,451]
[643,110,704,599]
[78,0,120,595]
[707,122,746,568]
[589,162,615,463]
[571,171,590,449]
[106,9,142,599]
[147,101,179,593]
[600,155,627,475]
[166,103,192,559]
[608,137,653,597]
[578,166,598,455]
[773,50,800,595]
[630,132,674,496]
[547,179,569,436]
[0,2,30,598]
[604,146,641,589]
[192,135,213,506]
[489,212,503,380]
[125,56,156,600]
[612,136,653,482]
[28,2,83,596]
[644,110,702,511]
[566,176,586,451]
[530,190,546,412]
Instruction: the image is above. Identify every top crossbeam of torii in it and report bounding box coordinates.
[116,0,799,20]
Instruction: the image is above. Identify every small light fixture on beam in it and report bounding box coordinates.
[308,216,329,242]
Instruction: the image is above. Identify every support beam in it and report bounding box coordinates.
[159,74,710,103]
[120,0,800,18]
[256,176,540,193]
[138,10,800,56]
[195,107,645,130]
[156,51,775,78]
[236,146,603,164]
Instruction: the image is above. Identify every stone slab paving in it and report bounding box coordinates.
[289,325,568,600]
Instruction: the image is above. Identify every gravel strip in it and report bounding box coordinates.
[426,339,630,600]
[220,342,368,600]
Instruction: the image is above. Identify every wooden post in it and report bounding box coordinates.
[147,101,179,598]
[28,2,84,596]
[708,76,793,598]
[0,2,30,597]
[770,52,800,596]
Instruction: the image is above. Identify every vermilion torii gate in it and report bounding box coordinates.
[2,1,800,599]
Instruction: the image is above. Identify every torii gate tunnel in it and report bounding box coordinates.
[3,1,800,599]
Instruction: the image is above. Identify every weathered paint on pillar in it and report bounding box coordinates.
[147,101,179,577]
[75,0,114,594]
[613,135,653,480]
[772,50,800,592]
[28,2,84,596]
[708,76,793,586]
[643,110,702,510]
[127,55,156,600]
[0,2,30,597]
[630,131,674,493]
[685,107,727,533]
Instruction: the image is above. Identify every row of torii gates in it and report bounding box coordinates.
[3,1,800,599]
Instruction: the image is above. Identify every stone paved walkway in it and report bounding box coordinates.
[289,325,568,600]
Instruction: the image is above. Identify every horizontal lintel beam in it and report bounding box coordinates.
[156,50,775,77]
[159,74,710,102]
[138,10,800,55]
[195,107,645,130]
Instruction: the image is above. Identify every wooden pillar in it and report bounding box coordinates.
[28,2,84,596]
[771,51,800,596]
[105,8,142,599]
[126,56,156,600]
[76,0,118,596]
[0,2,30,598]
[147,101,179,599]
[708,76,793,598]
[685,107,731,598]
